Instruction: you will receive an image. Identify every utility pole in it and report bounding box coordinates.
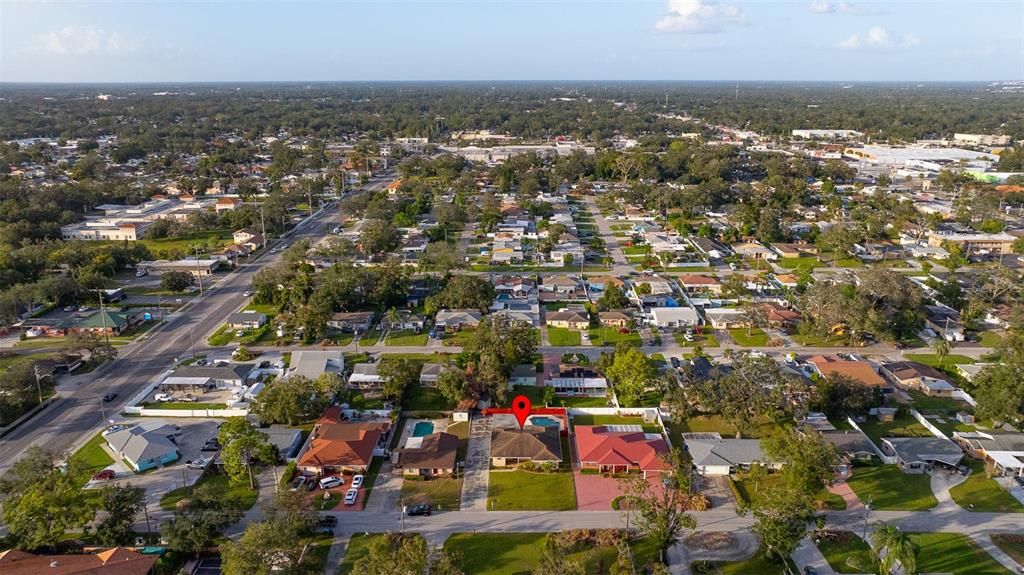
[142,499,152,543]
[99,397,107,422]
[189,327,196,360]
[32,365,45,405]
[193,246,204,296]
[94,288,111,348]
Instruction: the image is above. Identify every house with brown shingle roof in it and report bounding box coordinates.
[547,310,590,330]
[0,548,157,575]
[396,432,458,477]
[598,310,632,328]
[297,407,389,474]
[490,426,562,467]
[807,355,886,387]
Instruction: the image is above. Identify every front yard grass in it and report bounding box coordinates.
[570,413,661,433]
[733,473,845,511]
[910,532,1012,575]
[674,332,719,347]
[588,327,642,347]
[949,459,1024,513]
[159,472,258,512]
[845,464,937,510]
[399,476,462,510]
[441,328,477,347]
[70,432,115,486]
[815,531,879,574]
[903,353,975,368]
[992,534,1024,565]
[547,326,582,346]
[727,328,769,347]
[710,544,798,575]
[487,470,577,511]
[385,329,428,346]
[444,532,657,575]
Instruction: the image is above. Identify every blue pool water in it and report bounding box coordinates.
[529,416,560,428]
[412,421,435,437]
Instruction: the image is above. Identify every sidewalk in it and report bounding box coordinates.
[792,537,838,575]
[974,533,1024,573]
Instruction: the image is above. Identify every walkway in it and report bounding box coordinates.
[320,533,351,575]
[931,469,969,513]
[792,537,838,575]
[828,480,864,511]
[974,533,1024,573]
[459,415,492,511]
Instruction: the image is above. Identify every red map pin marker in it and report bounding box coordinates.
[511,394,531,430]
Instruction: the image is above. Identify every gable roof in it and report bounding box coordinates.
[820,430,876,457]
[397,432,458,470]
[289,350,344,381]
[547,310,589,323]
[105,422,179,465]
[574,425,669,471]
[490,426,562,461]
[881,361,947,382]
[0,548,157,575]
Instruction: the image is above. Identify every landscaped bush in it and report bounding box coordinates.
[518,461,560,473]
[278,461,297,489]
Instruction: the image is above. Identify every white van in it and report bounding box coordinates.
[154,393,173,402]
[319,476,344,490]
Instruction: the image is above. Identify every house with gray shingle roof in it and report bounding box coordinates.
[683,433,779,476]
[105,421,180,472]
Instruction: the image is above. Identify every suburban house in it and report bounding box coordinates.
[547,365,608,396]
[683,433,778,476]
[732,241,778,261]
[881,437,964,474]
[297,408,390,474]
[771,242,818,259]
[679,274,722,294]
[703,308,746,329]
[807,355,886,387]
[820,430,877,463]
[575,425,670,477]
[880,361,956,397]
[586,276,625,292]
[327,311,375,333]
[509,364,538,387]
[288,350,344,381]
[648,307,700,329]
[105,421,180,472]
[923,304,965,342]
[953,431,1024,476]
[163,363,253,391]
[691,237,731,260]
[598,311,632,328]
[0,548,159,575]
[21,309,145,338]
[226,311,267,330]
[757,303,802,328]
[547,310,590,330]
[348,363,385,389]
[434,309,482,331]
[490,426,563,467]
[419,363,446,387]
[542,275,584,295]
[395,431,459,477]
[494,276,536,298]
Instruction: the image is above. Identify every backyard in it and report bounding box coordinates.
[856,415,933,445]
[570,413,661,433]
[948,460,1024,513]
[845,464,937,510]
[910,532,1013,575]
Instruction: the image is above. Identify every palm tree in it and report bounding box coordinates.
[871,522,917,575]
[932,337,951,368]
[385,307,402,331]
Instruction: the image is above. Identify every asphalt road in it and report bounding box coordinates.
[0,173,394,475]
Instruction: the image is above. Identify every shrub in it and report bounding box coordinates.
[685,494,711,511]
[278,461,297,489]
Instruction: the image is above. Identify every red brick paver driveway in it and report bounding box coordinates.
[573,471,665,511]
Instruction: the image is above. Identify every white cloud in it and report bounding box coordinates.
[838,26,920,50]
[809,1,858,14]
[35,25,138,55]
[655,0,744,34]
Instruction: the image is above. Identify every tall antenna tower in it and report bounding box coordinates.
[735,82,739,101]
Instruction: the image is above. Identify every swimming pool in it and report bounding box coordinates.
[412,421,435,437]
[528,416,560,428]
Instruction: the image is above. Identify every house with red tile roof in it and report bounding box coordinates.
[807,355,886,387]
[297,406,390,475]
[0,547,157,575]
[574,425,670,477]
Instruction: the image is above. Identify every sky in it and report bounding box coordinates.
[1,0,1022,83]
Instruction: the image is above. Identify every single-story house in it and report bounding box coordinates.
[758,303,801,328]
[226,311,267,330]
[162,363,253,391]
[771,242,818,259]
[509,364,538,387]
[297,408,390,474]
[348,363,385,389]
[820,430,877,462]
[924,304,965,342]
[881,437,964,474]
[703,308,746,329]
[807,355,886,387]
[679,274,722,294]
[547,310,590,330]
[490,426,562,467]
[575,425,670,477]
[683,433,779,476]
[953,431,1024,476]
[435,309,482,332]
[586,276,625,292]
[880,361,955,397]
[542,275,583,295]
[105,422,180,472]
[260,427,304,460]
[396,432,459,477]
[288,350,344,381]
[648,307,700,329]
[732,241,778,261]
[0,548,158,575]
[547,365,607,396]
[419,363,446,387]
[326,311,375,333]
[598,311,631,328]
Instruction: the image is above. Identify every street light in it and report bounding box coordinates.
[32,365,45,405]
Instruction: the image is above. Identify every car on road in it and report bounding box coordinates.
[318,515,338,528]
[78,306,91,312]
[242,291,252,297]
[185,458,209,470]
[344,489,359,506]
[102,392,118,402]
[63,305,76,312]
[351,474,364,488]
[404,503,431,516]
[91,469,116,481]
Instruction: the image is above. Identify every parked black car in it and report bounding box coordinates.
[201,439,221,452]
[670,357,681,369]
[405,503,432,516]
[102,393,118,402]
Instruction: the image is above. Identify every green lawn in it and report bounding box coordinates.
[728,328,769,347]
[487,470,577,510]
[978,331,1004,348]
[0,352,54,371]
[339,533,422,575]
[444,532,657,575]
[69,432,115,486]
[733,473,845,511]
[856,415,933,445]
[776,256,821,270]
[547,326,582,346]
[399,476,462,510]
[556,395,612,408]
[359,329,384,345]
[674,332,719,347]
[385,330,428,346]
[794,333,849,347]
[816,532,879,574]
[991,534,1024,565]
[135,230,235,255]
[588,327,642,347]
[348,392,386,410]
[949,460,1024,513]
[907,390,973,414]
[571,413,661,433]
[903,353,975,368]
[709,545,798,575]
[910,532,1013,575]
[159,473,259,511]
[404,384,456,411]
[845,464,937,510]
[441,329,477,347]
[671,414,776,439]
[505,384,545,408]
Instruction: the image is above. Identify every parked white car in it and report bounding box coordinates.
[185,458,209,470]
[344,488,359,505]
[154,393,174,402]
[319,476,344,490]
[351,474,364,488]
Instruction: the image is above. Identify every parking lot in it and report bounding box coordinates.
[142,386,237,407]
